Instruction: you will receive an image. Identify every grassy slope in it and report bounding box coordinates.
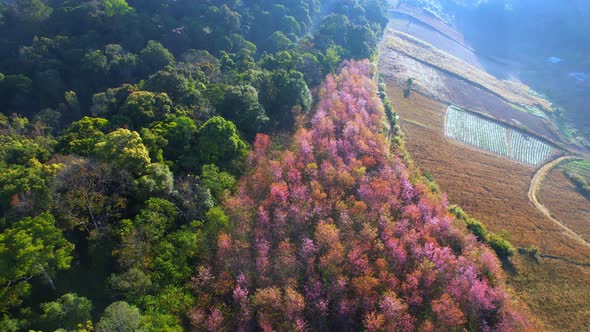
[385,30,552,111]
[382,82,590,331]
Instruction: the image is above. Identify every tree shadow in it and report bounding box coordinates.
[403,88,410,98]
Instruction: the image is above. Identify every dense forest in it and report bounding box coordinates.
[0,1,524,331]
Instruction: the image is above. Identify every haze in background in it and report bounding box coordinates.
[406,0,590,142]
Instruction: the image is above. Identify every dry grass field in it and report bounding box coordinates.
[385,30,552,111]
[379,42,562,143]
[538,169,590,242]
[383,83,590,331]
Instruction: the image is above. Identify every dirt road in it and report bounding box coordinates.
[528,155,590,248]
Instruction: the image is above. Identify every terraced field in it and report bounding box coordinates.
[561,159,590,181]
[445,106,553,165]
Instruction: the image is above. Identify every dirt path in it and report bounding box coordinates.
[528,155,590,248]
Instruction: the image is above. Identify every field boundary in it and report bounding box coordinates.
[528,156,590,249]
[385,31,552,111]
[540,254,590,268]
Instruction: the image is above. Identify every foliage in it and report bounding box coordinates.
[119,91,172,129]
[563,169,590,201]
[103,0,134,17]
[139,41,175,75]
[96,301,142,332]
[52,159,130,237]
[38,293,92,331]
[0,159,59,217]
[0,212,73,313]
[195,116,249,173]
[0,0,396,328]
[200,164,236,202]
[136,163,174,198]
[190,61,527,331]
[450,205,516,258]
[95,129,151,176]
[212,84,268,140]
[58,117,109,156]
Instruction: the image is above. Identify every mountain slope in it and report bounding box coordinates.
[189,60,526,331]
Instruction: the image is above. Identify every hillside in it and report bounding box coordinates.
[2,0,587,331]
[380,3,590,331]
[0,1,394,330]
[190,60,526,331]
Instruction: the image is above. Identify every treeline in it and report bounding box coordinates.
[0,0,387,127]
[0,0,389,331]
[449,205,516,259]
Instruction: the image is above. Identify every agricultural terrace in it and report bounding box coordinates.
[386,31,552,111]
[445,106,553,166]
[561,159,590,182]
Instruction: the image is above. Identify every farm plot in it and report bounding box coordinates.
[445,106,553,165]
[561,159,590,181]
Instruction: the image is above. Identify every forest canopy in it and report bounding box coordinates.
[0,1,392,331]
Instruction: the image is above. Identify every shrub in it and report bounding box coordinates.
[488,233,516,258]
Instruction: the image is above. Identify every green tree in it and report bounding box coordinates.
[38,293,92,331]
[204,206,229,247]
[0,159,59,217]
[320,44,343,74]
[162,115,198,167]
[133,198,178,241]
[139,127,166,163]
[0,212,74,312]
[200,164,235,202]
[0,74,33,113]
[142,65,206,106]
[58,117,109,156]
[214,84,268,139]
[90,84,136,118]
[102,0,134,17]
[97,301,142,332]
[82,50,108,76]
[0,134,54,165]
[152,228,204,284]
[95,129,151,176]
[136,163,174,198]
[139,311,182,332]
[13,0,52,24]
[268,70,312,129]
[139,41,174,75]
[266,31,292,53]
[116,198,178,270]
[195,116,248,173]
[109,268,152,303]
[119,91,172,129]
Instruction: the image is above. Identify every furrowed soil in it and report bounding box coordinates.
[379,39,561,143]
[383,84,590,331]
[538,168,590,242]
